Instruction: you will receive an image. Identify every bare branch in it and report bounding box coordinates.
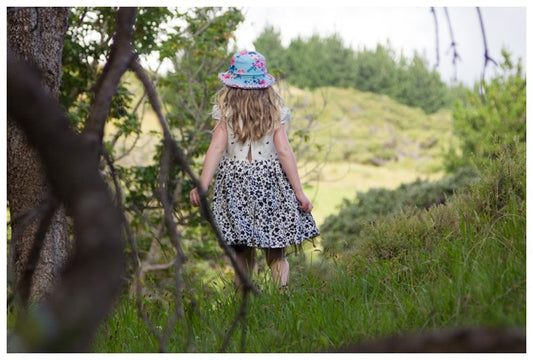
[476,7,498,85]
[83,7,137,155]
[444,7,461,82]
[102,148,141,270]
[430,7,440,68]
[220,290,250,352]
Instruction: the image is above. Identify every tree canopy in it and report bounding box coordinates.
[254,27,453,114]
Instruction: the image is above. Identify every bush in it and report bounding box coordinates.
[445,50,526,172]
[320,167,479,254]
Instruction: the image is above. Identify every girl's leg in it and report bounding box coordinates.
[265,248,289,287]
[233,245,255,290]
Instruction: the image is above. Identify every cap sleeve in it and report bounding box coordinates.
[212,104,222,120]
[281,106,291,124]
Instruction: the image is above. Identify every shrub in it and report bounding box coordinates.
[320,167,479,254]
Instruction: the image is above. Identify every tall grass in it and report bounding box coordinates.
[91,144,525,352]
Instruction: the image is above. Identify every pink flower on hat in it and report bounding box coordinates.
[218,50,275,89]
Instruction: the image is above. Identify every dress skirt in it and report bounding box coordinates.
[212,157,320,249]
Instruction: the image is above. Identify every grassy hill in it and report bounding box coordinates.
[109,80,456,226]
[281,84,455,173]
[277,84,455,224]
[92,80,525,354]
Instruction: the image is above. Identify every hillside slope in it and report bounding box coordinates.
[282,84,455,173]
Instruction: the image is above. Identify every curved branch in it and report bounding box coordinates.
[430,7,440,68]
[7,51,125,351]
[83,7,137,155]
[476,7,498,84]
[129,59,260,297]
[444,7,461,81]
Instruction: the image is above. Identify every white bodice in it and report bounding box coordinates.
[212,105,291,162]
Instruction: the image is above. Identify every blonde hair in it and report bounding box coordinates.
[215,86,284,143]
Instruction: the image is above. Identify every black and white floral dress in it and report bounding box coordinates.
[211,105,320,249]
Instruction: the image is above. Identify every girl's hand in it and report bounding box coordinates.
[189,187,201,207]
[295,191,313,213]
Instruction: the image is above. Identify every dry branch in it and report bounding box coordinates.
[476,7,498,85]
[430,7,440,68]
[444,7,461,81]
[83,7,137,155]
[129,59,260,297]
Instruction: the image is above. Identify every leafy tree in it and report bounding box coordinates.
[353,43,399,95]
[252,28,454,113]
[445,50,526,171]
[253,25,286,77]
[394,52,451,114]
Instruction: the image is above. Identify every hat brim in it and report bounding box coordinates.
[218,72,275,89]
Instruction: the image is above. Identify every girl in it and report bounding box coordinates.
[190,51,319,290]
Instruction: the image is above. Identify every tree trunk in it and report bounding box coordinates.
[7,7,71,301]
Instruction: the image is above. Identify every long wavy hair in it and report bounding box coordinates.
[214,86,284,143]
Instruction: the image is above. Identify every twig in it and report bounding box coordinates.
[77,7,88,27]
[101,148,141,271]
[219,290,250,352]
[129,58,260,297]
[476,7,498,86]
[430,7,440,68]
[444,7,461,82]
[157,138,187,352]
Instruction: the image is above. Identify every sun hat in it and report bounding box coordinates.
[218,51,275,89]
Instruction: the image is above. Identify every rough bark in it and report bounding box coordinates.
[7,7,71,301]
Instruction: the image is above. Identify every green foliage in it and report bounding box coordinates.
[356,142,525,264]
[61,8,174,132]
[59,7,245,284]
[251,25,285,77]
[253,29,453,114]
[393,52,452,114]
[445,50,526,171]
[320,166,479,254]
[353,43,398,94]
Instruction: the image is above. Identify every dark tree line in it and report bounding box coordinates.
[254,26,458,114]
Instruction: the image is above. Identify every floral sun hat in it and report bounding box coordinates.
[218,51,275,89]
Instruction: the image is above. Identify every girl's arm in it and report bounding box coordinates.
[190,121,227,207]
[273,124,313,213]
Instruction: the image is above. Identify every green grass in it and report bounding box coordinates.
[282,85,455,173]
[89,85,524,352]
[92,217,525,353]
[91,145,525,352]
[302,161,442,226]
